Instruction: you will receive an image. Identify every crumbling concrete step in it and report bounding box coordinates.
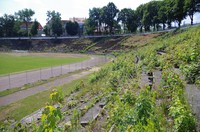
[139,72,153,88]
[153,70,162,89]
[80,101,102,127]
[185,84,200,129]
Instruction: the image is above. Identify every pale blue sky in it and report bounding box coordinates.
[0,0,199,26]
[0,0,151,26]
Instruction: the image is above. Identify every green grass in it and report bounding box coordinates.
[0,53,89,75]
[0,73,91,123]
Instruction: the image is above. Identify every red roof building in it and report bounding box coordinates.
[20,22,43,30]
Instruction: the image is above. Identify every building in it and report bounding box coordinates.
[69,17,86,23]
[46,17,86,36]
[61,20,70,36]
[20,22,43,36]
[62,17,86,36]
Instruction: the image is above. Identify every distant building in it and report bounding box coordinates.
[46,17,86,36]
[61,20,70,36]
[20,22,43,36]
[62,17,86,36]
[69,17,86,23]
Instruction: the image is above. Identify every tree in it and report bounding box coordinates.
[172,0,187,27]
[118,8,130,33]
[136,4,145,32]
[118,8,137,33]
[103,2,119,34]
[164,0,175,28]
[43,25,50,36]
[15,8,35,36]
[150,1,162,31]
[65,21,79,36]
[184,0,200,25]
[127,10,138,33]
[84,18,96,35]
[46,11,63,37]
[0,14,18,37]
[30,19,39,36]
[0,17,4,37]
[142,1,161,31]
[89,7,103,34]
[158,1,168,30]
[142,3,151,31]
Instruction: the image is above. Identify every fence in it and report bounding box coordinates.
[0,56,109,91]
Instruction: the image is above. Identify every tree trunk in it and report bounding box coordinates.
[110,26,112,34]
[124,23,126,33]
[26,22,28,37]
[178,21,181,28]
[167,20,171,29]
[140,26,143,33]
[163,23,165,30]
[190,14,193,25]
[156,24,159,31]
[153,24,156,31]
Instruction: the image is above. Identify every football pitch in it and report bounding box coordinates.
[0,53,89,75]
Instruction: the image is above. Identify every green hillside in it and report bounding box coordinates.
[1,26,199,131]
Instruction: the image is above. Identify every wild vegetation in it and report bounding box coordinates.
[1,25,199,131]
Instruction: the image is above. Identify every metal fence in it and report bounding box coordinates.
[0,56,109,91]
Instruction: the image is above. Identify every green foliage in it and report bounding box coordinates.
[169,97,196,132]
[161,69,197,131]
[88,7,103,34]
[121,90,136,105]
[40,89,63,131]
[172,0,187,27]
[0,14,19,37]
[84,18,96,35]
[184,0,200,25]
[134,90,155,125]
[15,8,35,36]
[118,8,137,33]
[50,89,64,104]
[89,67,109,83]
[65,21,79,36]
[67,100,78,109]
[103,2,119,34]
[46,10,63,37]
[43,25,49,36]
[108,95,133,131]
[70,109,81,131]
[30,19,39,36]
[181,62,200,84]
[39,104,62,131]
[74,80,85,91]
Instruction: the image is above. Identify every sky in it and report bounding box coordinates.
[0,0,151,26]
[0,0,200,26]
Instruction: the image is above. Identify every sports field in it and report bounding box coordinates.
[0,53,89,75]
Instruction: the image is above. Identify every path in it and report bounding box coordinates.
[0,55,108,91]
[0,68,97,106]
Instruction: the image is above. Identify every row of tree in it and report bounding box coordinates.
[43,11,80,37]
[85,0,200,34]
[0,8,40,37]
[1,0,200,37]
[0,8,80,37]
